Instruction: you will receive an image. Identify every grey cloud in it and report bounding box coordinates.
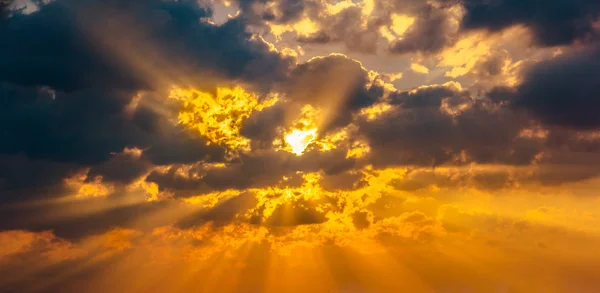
[388,4,459,54]
[360,84,541,167]
[512,45,600,129]
[459,0,600,47]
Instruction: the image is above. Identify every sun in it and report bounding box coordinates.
[284,128,317,155]
[280,104,321,155]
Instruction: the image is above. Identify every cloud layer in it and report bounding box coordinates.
[1,0,600,292]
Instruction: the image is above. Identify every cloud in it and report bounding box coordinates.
[360,82,541,167]
[512,45,600,129]
[86,149,150,185]
[296,5,381,53]
[0,0,295,92]
[390,167,513,192]
[2,1,600,292]
[279,54,384,131]
[0,153,75,202]
[388,3,461,54]
[147,149,356,196]
[242,0,465,55]
[459,0,600,47]
[0,0,298,205]
[410,63,429,74]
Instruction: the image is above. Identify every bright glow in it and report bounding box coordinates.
[326,0,356,15]
[360,103,392,121]
[269,18,320,39]
[379,14,415,43]
[285,128,318,155]
[410,63,430,74]
[390,14,415,36]
[346,140,371,158]
[170,87,278,152]
[280,104,321,155]
[64,172,114,198]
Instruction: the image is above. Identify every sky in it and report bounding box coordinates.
[1,0,600,292]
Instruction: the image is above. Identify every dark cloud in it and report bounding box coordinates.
[141,124,226,165]
[536,160,600,186]
[0,0,297,207]
[352,211,371,229]
[240,103,286,148]
[389,3,459,54]
[545,128,600,153]
[233,0,323,25]
[512,45,600,129]
[0,154,75,203]
[199,149,355,190]
[270,0,308,23]
[391,168,513,191]
[0,194,175,239]
[0,252,124,293]
[146,164,213,198]
[0,0,293,92]
[296,5,381,53]
[33,201,169,239]
[264,201,327,227]
[319,170,366,191]
[87,152,151,185]
[0,84,145,164]
[389,84,470,108]
[0,0,13,21]
[146,149,356,197]
[176,192,258,228]
[296,30,331,44]
[486,86,516,104]
[281,54,383,131]
[459,0,600,46]
[477,53,506,77]
[0,82,223,194]
[361,84,541,167]
[534,130,600,185]
[0,1,146,91]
